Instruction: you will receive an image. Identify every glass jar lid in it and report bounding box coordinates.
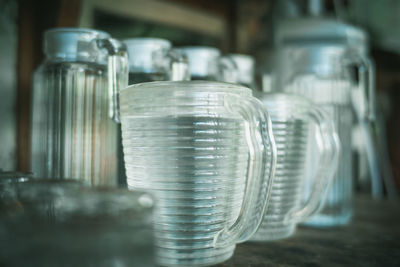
[44,27,110,63]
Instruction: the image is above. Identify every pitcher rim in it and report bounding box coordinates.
[122,81,253,95]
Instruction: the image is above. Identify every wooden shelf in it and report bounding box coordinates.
[217,195,400,266]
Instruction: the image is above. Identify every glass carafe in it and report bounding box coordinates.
[228,54,257,90]
[280,45,369,226]
[253,93,340,240]
[30,28,128,186]
[275,18,386,198]
[176,46,238,82]
[0,179,155,267]
[120,81,277,266]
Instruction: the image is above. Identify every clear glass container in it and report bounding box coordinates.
[119,81,277,266]
[30,28,128,186]
[176,46,238,82]
[279,45,355,226]
[281,19,388,198]
[253,93,340,240]
[0,179,155,267]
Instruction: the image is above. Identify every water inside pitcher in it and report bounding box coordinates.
[116,38,189,187]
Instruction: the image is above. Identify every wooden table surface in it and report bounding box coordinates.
[217,195,400,267]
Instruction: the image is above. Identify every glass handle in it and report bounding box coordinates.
[366,58,376,122]
[348,55,383,196]
[166,49,190,81]
[218,56,238,83]
[284,107,340,223]
[346,54,375,122]
[358,57,376,122]
[96,38,129,123]
[357,57,384,197]
[214,95,277,247]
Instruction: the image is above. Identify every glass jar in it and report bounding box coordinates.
[280,45,355,226]
[176,46,238,82]
[30,28,128,186]
[124,38,189,84]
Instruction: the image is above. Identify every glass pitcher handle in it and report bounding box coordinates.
[96,38,129,123]
[214,95,277,247]
[346,54,375,122]
[218,56,239,83]
[365,58,376,122]
[284,107,340,223]
[349,55,382,196]
[166,49,190,81]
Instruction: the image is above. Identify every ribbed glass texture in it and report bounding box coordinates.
[121,95,245,266]
[120,81,274,266]
[31,62,118,186]
[252,94,315,241]
[118,70,170,187]
[253,119,308,239]
[286,76,353,226]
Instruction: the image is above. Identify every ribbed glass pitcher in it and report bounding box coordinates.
[280,45,368,226]
[176,46,238,82]
[30,28,128,186]
[253,93,340,240]
[120,81,276,266]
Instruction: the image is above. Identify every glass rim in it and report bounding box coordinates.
[121,80,252,95]
[176,46,221,56]
[123,37,171,47]
[45,27,110,38]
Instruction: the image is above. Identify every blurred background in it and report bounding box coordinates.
[1,0,399,194]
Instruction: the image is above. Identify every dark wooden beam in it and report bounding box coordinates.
[16,0,36,172]
[16,0,80,172]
